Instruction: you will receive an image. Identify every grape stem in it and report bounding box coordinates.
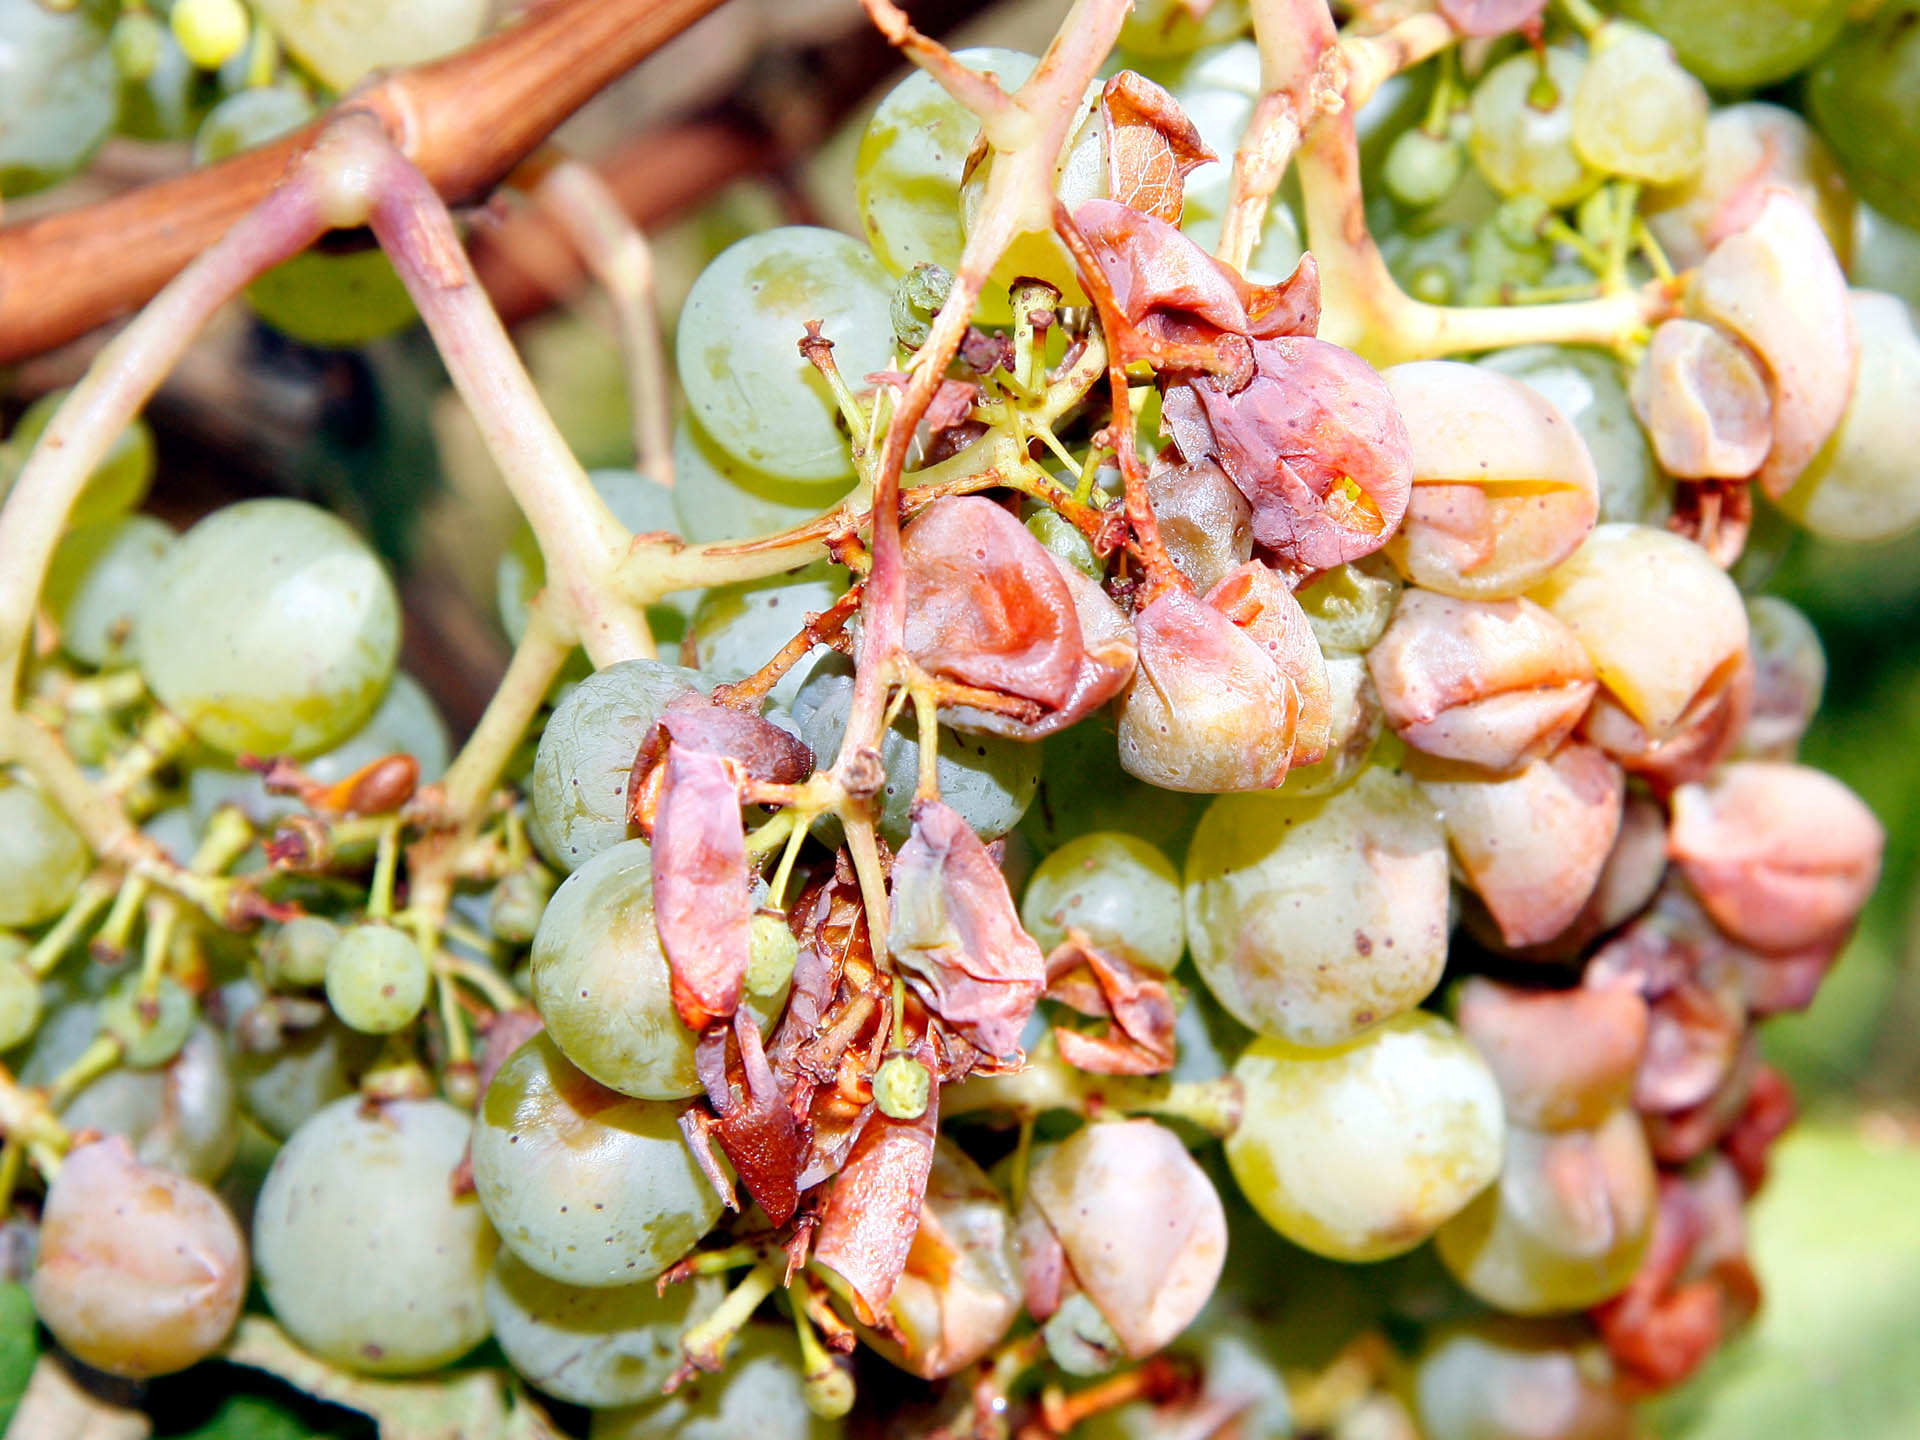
[0,1065,71,1178]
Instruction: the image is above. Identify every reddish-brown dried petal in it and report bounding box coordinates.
[902,496,1083,711]
[660,693,815,785]
[1456,977,1648,1132]
[1044,936,1179,1076]
[652,747,753,1033]
[1592,1176,1730,1394]
[697,1013,807,1225]
[813,1075,941,1326]
[1719,1063,1795,1195]
[1101,71,1215,225]
[891,800,1047,1060]
[1437,0,1547,37]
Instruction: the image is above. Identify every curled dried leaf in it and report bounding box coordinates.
[1045,934,1179,1076]
[812,1068,941,1327]
[652,747,754,1034]
[1101,71,1215,225]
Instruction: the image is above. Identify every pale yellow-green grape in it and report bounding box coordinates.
[253,1097,496,1374]
[485,1251,722,1408]
[1119,0,1248,57]
[1739,594,1826,759]
[1529,523,1749,739]
[1268,654,1381,799]
[170,0,248,69]
[855,48,1038,280]
[138,499,401,757]
[0,771,89,928]
[672,416,853,546]
[1226,1013,1504,1262]
[229,1007,379,1140]
[261,916,342,991]
[1777,291,1920,541]
[192,83,315,165]
[42,514,174,668]
[471,1032,721,1287]
[1477,346,1669,527]
[31,1137,246,1379]
[1382,361,1600,599]
[592,1325,840,1440]
[1644,103,1855,271]
[1412,1317,1635,1440]
[0,936,39,1052]
[1570,24,1706,186]
[1184,768,1449,1046]
[1623,0,1848,90]
[246,247,420,349]
[1021,710,1204,855]
[1435,1107,1656,1315]
[2,387,155,526]
[960,82,1108,302]
[98,974,195,1067]
[1469,49,1599,209]
[527,659,703,871]
[688,562,848,708]
[324,925,431,1034]
[1295,558,1401,654]
[252,0,488,89]
[59,1022,238,1184]
[1020,832,1184,971]
[677,228,895,482]
[113,23,209,143]
[0,0,117,196]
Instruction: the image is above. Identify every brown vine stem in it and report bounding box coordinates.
[0,0,727,365]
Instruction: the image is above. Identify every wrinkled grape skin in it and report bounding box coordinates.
[471,1032,721,1288]
[253,1097,496,1375]
[1227,1014,1505,1262]
[528,659,704,872]
[1185,768,1450,1046]
[486,1251,721,1408]
[138,499,401,758]
[1020,832,1184,972]
[31,1137,247,1379]
[0,772,88,928]
[592,1325,840,1440]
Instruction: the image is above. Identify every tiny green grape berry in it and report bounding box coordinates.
[171,0,249,70]
[325,926,430,1035]
[261,916,342,991]
[109,12,164,81]
[98,975,195,1068]
[0,940,41,1053]
[873,1054,931,1120]
[1384,128,1465,210]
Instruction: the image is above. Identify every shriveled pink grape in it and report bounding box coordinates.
[1455,978,1648,1133]
[1146,454,1253,593]
[31,1136,246,1378]
[1630,318,1773,480]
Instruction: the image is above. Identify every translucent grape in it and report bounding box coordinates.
[1740,595,1826,759]
[98,974,195,1067]
[139,499,401,757]
[0,0,116,196]
[687,562,847,708]
[1854,202,1920,310]
[1184,768,1450,1046]
[1226,1014,1505,1261]
[1020,832,1184,971]
[110,12,164,81]
[43,515,173,669]
[0,938,39,1052]
[1468,49,1597,208]
[3,388,156,527]
[0,771,89,929]
[1119,0,1249,56]
[1413,1318,1634,1440]
[324,925,430,1034]
[251,0,489,90]
[856,49,1039,281]
[677,228,895,482]
[471,1032,721,1288]
[486,1251,722,1408]
[592,1325,839,1440]
[253,1096,495,1374]
[114,25,214,142]
[1623,0,1848,89]
[60,1021,238,1183]
[672,417,851,546]
[792,654,1039,845]
[1268,654,1381,799]
[192,83,313,164]
[1294,558,1401,654]
[31,1137,246,1379]
[170,0,249,70]
[1570,24,1706,186]
[261,915,342,990]
[1022,709,1204,856]
[527,659,704,871]
[230,1011,378,1140]
[1385,127,1467,210]
[960,86,1107,302]
[246,247,419,348]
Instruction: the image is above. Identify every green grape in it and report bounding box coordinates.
[324,925,430,1034]
[1020,832,1184,971]
[471,1032,721,1288]
[499,467,692,644]
[672,417,851,546]
[1120,0,1248,56]
[488,865,554,947]
[42,515,174,669]
[1412,1318,1634,1440]
[246,246,419,348]
[960,85,1107,303]
[3,388,156,527]
[677,228,895,482]
[527,659,704,872]
[1025,507,1103,581]
[252,0,489,90]
[1434,1107,1656,1315]
[1854,202,1920,310]
[856,49,1039,280]
[0,771,89,929]
[1570,24,1707,187]
[99,974,195,1067]
[1385,127,1466,210]
[228,1005,378,1139]
[1464,205,1551,303]
[0,938,39,1053]
[1381,222,1471,307]
[139,498,401,758]
[254,1096,496,1374]
[110,12,164,81]
[0,0,116,196]
[115,25,216,141]
[60,1021,238,1183]
[1021,708,1204,856]
[1295,559,1401,654]
[171,0,249,70]
[1777,290,1920,541]
[791,654,1039,846]
[1468,49,1597,208]
[192,82,313,165]
[1225,1014,1505,1262]
[592,1324,839,1440]
[1184,767,1449,1046]
[1477,346,1670,527]
[261,915,342,990]
[688,562,848,708]
[32,1137,246,1379]
[1623,0,1848,89]
[487,1252,722,1408]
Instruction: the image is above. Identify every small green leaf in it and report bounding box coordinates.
[0,1281,40,1428]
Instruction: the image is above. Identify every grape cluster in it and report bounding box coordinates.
[0,0,1917,1437]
